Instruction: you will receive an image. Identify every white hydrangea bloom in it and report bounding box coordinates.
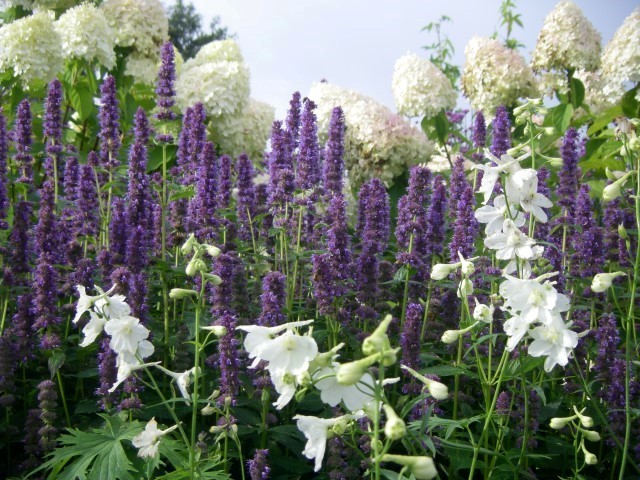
[6,0,77,8]
[210,98,275,160]
[573,69,621,115]
[392,53,457,119]
[55,3,116,70]
[600,8,640,104]
[531,0,601,73]
[0,11,63,86]
[308,81,435,186]
[176,40,250,116]
[461,37,536,115]
[100,0,168,57]
[125,52,158,85]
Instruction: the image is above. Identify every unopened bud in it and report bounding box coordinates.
[430,263,458,281]
[573,406,594,428]
[582,429,601,442]
[383,405,406,440]
[181,233,197,254]
[204,244,222,258]
[169,288,198,300]
[591,272,626,293]
[201,325,227,337]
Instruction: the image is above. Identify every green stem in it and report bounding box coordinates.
[55,370,71,428]
[189,273,206,479]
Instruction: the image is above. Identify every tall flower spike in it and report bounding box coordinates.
[155,41,178,126]
[176,106,194,180]
[296,98,321,191]
[490,105,511,159]
[215,313,241,405]
[13,99,33,185]
[268,120,294,206]
[258,272,287,327]
[362,178,390,255]
[187,141,218,240]
[216,154,233,210]
[247,449,271,480]
[425,175,448,256]
[449,181,478,263]
[34,179,60,263]
[557,127,581,215]
[285,91,302,154]
[37,380,58,455]
[235,153,256,241]
[0,108,8,229]
[323,106,346,199]
[98,76,121,169]
[78,159,100,238]
[3,201,32,288]
[44,79,64,180]
[185,103,207,185]
[126,108,153,232]
[33,253,61,349]
[326,194,352,281]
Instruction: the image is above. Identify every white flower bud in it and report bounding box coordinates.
[582,429,601,442]
[584,452,598,465]
[201,325,227,337]
[181,233,197,254]
[458,252,475,276]
[457,278,473,298]
[430,263,457,280]
[473,299,494,324]
[573,406,594,428]
[186,258,206,276]
[441,329,461,344]
[618,224,629,240]
[549,417,572,429]
[381,454,437,480]
[383,405,406,441]
[603,182,622,202]
[591,272,626,293]
[362,314,393,356]
[425,378,449,400]
[169,288,199,300]
[204,244,222,258]
[336,354,379,385]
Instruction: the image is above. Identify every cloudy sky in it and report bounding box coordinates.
[186,0,637,118]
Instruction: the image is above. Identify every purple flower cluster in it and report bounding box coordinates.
[323,107,345,199]
[98,76,121,169]
[490,105,511,159]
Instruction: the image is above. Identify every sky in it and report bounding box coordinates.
[185,0,638,119]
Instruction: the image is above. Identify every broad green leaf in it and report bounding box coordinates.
[68,82,95,122]
[569,77,585,108]
[551,103,573,134]
[621,85,640,117]
[48,351,66,377]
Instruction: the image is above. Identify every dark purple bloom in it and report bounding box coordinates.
[176,106,194,179]
[258,272,287,327]
[323,107,345,198]
[571,184,604,278]
[126,108,153,233]
[395,165,431,250]
[247,448,270,480]
[496,391,511,415]
[0,335,17,407]
[13,99,33,184]
[0,108,8,229]
[217,154,233,210]
[2,201,32,287]
[109,197,127,266]
[96,337,118,410]
[327,435,359,479]
[187,141,218,240]
[235,153,256,241]
[490,105,511,158]
[209,252,243,318]
[472,111,487,148]
[98,76,121,169]
[268,120,294,206]
[186,103,207,185]
[296,98,321,191]
[326,194,352,280]
[312,253,339,315]
[63,155,80,203]
[215,313,241,404]
[34,179,60,262]
[125,225,150,275]
[356,180,371,241]
[448,156,468,217]
[361,178,389,255]
[425,175,448,256]
[32,256,61,349]
[37,379,58,454]
[44,79,64,180]
[155,41,178,127]
[8,294,35,363]
[78,160,100,238]
[557,127,581,215]
[449,181,478,263]
[401,302,423,396]
[285,91,302,154]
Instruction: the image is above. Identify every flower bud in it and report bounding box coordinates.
[603,182,622,202]
[204,244,222,258]
[591,272,626,293]
[311,343,345,369]
[573,406,594,428]
[169,288,199,300]
[582,429,601,442]
[186,258,206,276]
[473,299,494,323]
[383,405,406,441]
[430,262,457,281]
[618,224,629,240]
[204,273,222,285]
[297,370,312,387]
[441,329,461,344]
[458,252,475,276]
[543,127,556,136]
[400,365,449,400]
[381,454,437,480]
[581,440,597,465]
[201,325,227,337]
[362,315,392,356]
[331,417,349,436]
[181,233,197,254]
[549,417,572,429]
[457,278,473,298]
[336,354,379,385]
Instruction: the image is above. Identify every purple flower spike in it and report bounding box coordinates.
[425,175,447,256]
[44,79,64,180]
[362,178,389,255]
[268,120,294,206]
[13,99,33,185]
[472,111,487,148]
[323,107,346,198]
[155,41,178,126]
[35,179,60,262]
[0,108,8,229]
[235,153,256,241]
[285,91,302,154]
[78,159,99,238]
[326,194,352,279]
[248,449,270,480]
[187,141,218,240]
[312,253,339,315]
[449,180,478,263]
[126,108,153,232]
[217,154,233,210]
[296,98,321,191]
[3,201,32,287]
[558,127,581,215]
[177,106,194,179]
[490,105,511,158]
[258,272,287,327]
[98,76,121,169]
[215,313,241,405]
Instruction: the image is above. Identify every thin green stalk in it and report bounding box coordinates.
[189,273,207,479]
[55,370,71,428]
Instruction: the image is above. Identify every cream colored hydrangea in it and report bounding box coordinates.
[210,98,275,160]
[175,40,250,116]
[392,53,457,119]
[100,0,168,57]
[125,52,158,85]
[573,69,621,115]
[189,40,245,66]
[461,37,536,116]
[55,3,116,70]
[531,0,601,73]
[6,0,77,8]
[0,11,63,86]
[600,8,640,103]
[309,82,434,186]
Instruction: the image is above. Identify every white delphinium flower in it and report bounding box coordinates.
[236,319,314,369]
[210,98,275,160]
[591,271,626,293]
[506,169,553,223]
[293,414,351,472]
[73,284,115,324]
[503,313,531,351]
[475,195,525,235]
[258,330,319,375]
[155,366,197,403]
[55,3,116,69]
[104,315,152,358]
[100,0,168,57]
[500,275,570,325]
[109,359,160,392]
[0,11,63,86]
[461,36,536,115]
[132,418,178,459]
[93,289,131,320]
[503,244,544,278]
[268,369,299,410]
[176,39,250,116]
[473,299,495,324]
[313,365,376,412]
[484,219,536,261]
[600,8,640,104]
[528,315,579,371]
[79,311,108,348]
[457,277,474,298]
[392,53,457,119]
[475,150,529,205]
[531,1,601,73]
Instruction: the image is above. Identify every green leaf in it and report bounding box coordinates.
[68,82,95,122]
[587,105,623,136]
[39,414,144,480]
[168,185,195,202]
[569,77,585,108]
[621,85,640,117]
[551,103,573,134]
[48,351,66,378]
[434,110,450,144]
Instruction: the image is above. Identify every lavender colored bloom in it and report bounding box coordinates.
[557,127,581,214]
[449,181,478,262]
[155,41,178,126]
[425,175,448,256]
[96,337,118,410]
[78,160,99,238]
[63,156,80,203]
[490,105,511,158]
[572,184,604,278]
[13,99,33,184]
[8,294,34,363]
[268,120,294,206]
[323,107,345,198]
[356,181,371,241]
[209,252,242,318]
[448,156,468,217]
[34,179,60,262]
[125,225,150,274]
[326,194,352,280]
[32,256,61,349]
[472,111,487,148]
[496,391,511,415]
[395,166,431,250]
[98,76,121,169]
[247,449,270,480]
[126,108,153,232]
[296,98,321,191]
[285,91,302,153]
[401,303,423,395]
[312,253,339,315]
[2,201,32,287]
[176,106,194,179]
[186,103,207,185]
[217,154,233,210]
[356,243,380,305]
[44,79,64,180]
[362,178,389,255]
[37,379,58,454]
[187,141,218,239]
[235,153,256,241]
[0,108,8,229]
[258,272,287,327]
[22,409,43,471]
[327,435,359,479]
[109,197,127,265]
[215,313,241,404]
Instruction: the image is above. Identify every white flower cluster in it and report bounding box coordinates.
[176,39,251,117]
[210,98,275,160]
[600,8,640,103]
[73,285,157,392]
[531,0,601,73]
[392,53,457,119]
[55,3,116,70]
[308,81,434,186]
[6,0,76,8]
[461,37,536,116]
[100,0,168,84]
[0,11,63,86]
[573,69,620,116]
[473,149,579,371]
